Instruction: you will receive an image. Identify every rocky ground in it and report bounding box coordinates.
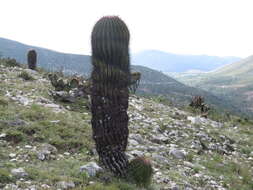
[0,61,253,190]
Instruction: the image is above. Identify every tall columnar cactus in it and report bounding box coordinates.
[91,16,130,176]
[27,49,37,70]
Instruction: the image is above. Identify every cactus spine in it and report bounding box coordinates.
[27,49,37,70]
[91,16,130,176]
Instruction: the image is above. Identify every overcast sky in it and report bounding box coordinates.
[0,0,252,57]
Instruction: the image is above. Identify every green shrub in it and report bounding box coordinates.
[85,182,136,190]
[0,97,8,106]
[85,183,118,190]
[0,169,13,184]
[3,58,21,67]
[5,130,25,143]
[18,71,34,81]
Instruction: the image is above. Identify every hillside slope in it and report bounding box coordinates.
[1,37,238,115]
[171,55,253,115]
[0,60,252,190]
[212,55,253,79]
[0,37,91,75]
[133,66,242,116]
[132,50,240,72]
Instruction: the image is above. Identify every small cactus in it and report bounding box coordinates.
[27,49,37,70]
[129,72,141,93]
[189,96,210,117]
[69,78,79,89]
[127,157,153,187]
[48,73,65,91]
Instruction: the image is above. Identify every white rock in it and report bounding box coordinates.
[9,153,16,158]
[11,168,28,178]
[16,95,31,106]
[37,144,57,161]
[0,133,6,138]
[80,162,103,177]
[64,152,70,156]
[130,150,144,157]
[25,145,32,149]
[128,139,139,146]
[187,116,201,124]
[56,181,75,189]
[169,149,186,159]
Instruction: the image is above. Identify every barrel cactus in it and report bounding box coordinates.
[91,16,131,176]
[27,49,37,70]
[127,157,153,187]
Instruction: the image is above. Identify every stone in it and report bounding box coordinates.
[56,181,75,189]
[3,184,19,190]
[187,116,201,124]
[169,149,186,159]
[9,153,16,158]
[128,139,139,146]
[183,161,194,168]
[152,154,169,165]
[151,134,169,144]
[184,187,194,190]
[44,103,61,109]
[16,95,31,106]
[172,186,180,190]
[24,68,37,74]
[11,168,28,178]
[80,162,103,177]
[37,143,57,161]
[64,152,70,156]
[0,133,6,138]
[25,145,32,149]
[130,150,144,157]
[6,119,27,127]
[129,134,145,144]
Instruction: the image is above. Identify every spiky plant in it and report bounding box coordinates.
[69,78,79,89]
[129,72,141,93]
[127,157,153,187]
[27,49,37,70]
[91,16,131,177]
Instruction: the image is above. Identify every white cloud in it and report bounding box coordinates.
[0,0,252,57]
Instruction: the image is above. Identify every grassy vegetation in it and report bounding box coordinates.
[0,59,253,189]
[201,154,253,190]
[0,101,92,152]
[18,71,35,81]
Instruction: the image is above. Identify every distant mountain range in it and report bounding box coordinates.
[132,50,241,72]
[0,37,244,115]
